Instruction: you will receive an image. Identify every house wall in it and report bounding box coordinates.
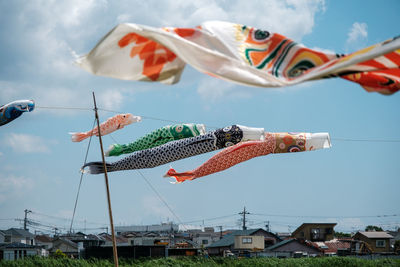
[354,233,391,253]
[2,248,37,260]
[293,225,335,241]
[234,236,264,250]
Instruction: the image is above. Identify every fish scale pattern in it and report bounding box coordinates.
[83,125,244,174]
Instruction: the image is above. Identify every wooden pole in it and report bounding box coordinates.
[92,92,119,267]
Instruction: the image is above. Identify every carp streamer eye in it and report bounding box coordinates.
[176,125,183,133]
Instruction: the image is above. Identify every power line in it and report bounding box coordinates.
[251,213,400,219]
[135,170,188,231]
[70,118,97,233]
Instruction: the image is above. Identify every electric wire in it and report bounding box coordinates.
[69,118,97,233]
[135,169,188,231]
[36,105,400,143]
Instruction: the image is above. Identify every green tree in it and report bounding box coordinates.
[52,249,67,258]
[334,232,351,238]
[365,225,383,231]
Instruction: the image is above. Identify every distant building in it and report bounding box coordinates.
[51,238,79,258]
[191,227,221,248]
[0,243,40,260]
[207,228,281,256]
[265,239,322,258]
[115,222,178,235]
[292,223,336,242]
[353,231,393,254]
[1,228,35,245]
[35,235,53,257]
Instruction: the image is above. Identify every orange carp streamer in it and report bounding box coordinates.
[70,113,141,142]
[165,132,331,183]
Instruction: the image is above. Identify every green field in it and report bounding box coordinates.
[1,257,400,267]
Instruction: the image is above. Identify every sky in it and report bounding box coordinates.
[0,0,399,235]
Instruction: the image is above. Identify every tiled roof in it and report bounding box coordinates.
[35,235,53,243]
[311,239,351,253]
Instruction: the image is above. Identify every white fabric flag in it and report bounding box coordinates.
[77,21,400,94]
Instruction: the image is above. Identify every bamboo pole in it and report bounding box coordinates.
[92,92,119,267]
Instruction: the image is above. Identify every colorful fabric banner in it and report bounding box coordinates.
[82,125,265,174]
[165,132,331,183]
[77,21,400,94]
[69,113,141,142]
[105,123,206,156]
[0,100,35,126]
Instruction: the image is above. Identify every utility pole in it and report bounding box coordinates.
[239,207,250,230]
[218,226,223,239]
[265,221,270,232]
[92,92,119,267]
[24,209,32,230]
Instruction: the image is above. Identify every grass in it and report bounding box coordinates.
[0,256,400,267]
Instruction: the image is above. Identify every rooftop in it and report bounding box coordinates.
[357,231,393,239]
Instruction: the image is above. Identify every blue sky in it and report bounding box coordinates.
[0,0,399,235]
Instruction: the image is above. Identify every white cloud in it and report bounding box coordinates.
[0,0,325,109]
[141,195,176,220]
[347,22,368,45]
[197,76,252,103]
[97,89,124,111]
[3,133,52,153]
[0,174,34,204]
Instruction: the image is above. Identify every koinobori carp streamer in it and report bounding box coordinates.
[165,132,331,183]
[82,125,265,174]
[69,113,141,142]
[105,123,206,156]
[77,21,400,95]
[0,100,35,126]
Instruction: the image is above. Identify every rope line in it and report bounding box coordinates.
[69,118,97,233]
[135,170,188,231]
[35,105,400,143]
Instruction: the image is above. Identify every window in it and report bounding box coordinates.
[311,228,321,240]
[242,237,252,244]
[376,240,386,248]
[202,239,208,245]
[4,235,11,243]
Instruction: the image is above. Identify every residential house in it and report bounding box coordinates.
[207,228,281,256]
[0,230,5,243]
[115,222,178,235]
[1,228,35,245]
[98,233,129,246]
[234,235,264,256]
[292,223,336,242]
[264,239,322,258]
[191,227,221,248]
[0,243,40,260]
[353,231,393,254]
[388,228,400,251]
[51,237,78,258]
[35,234,53,257]
[60,232,105,248]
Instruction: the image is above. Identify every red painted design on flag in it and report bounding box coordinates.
[118,33,177,81]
